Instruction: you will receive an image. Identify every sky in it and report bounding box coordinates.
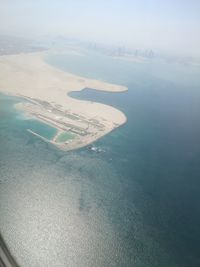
[0,0,200,56]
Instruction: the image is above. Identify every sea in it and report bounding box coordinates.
[0,50,200,266]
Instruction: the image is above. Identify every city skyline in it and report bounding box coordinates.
[0,1,200,56]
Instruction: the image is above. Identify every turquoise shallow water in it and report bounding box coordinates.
[1,52,200,266]
[27,119,57,140]
[0,95,57,140]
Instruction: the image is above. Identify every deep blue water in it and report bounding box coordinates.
[48,51,200,266]
[70,86,200,266]
[1,51,200,266]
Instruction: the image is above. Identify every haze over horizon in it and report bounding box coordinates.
[0,0,200,56]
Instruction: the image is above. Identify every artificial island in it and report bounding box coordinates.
[0,52,128,151]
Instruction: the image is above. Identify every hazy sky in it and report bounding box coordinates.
[0,0,200,55]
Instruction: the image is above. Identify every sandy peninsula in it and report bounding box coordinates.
[0,52,128,150]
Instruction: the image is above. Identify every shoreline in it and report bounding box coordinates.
[0,51,128,151]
